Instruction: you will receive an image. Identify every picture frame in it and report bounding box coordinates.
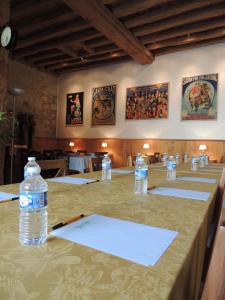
[181,73,218,120]
[125,83,169,120]
[91,84,116,126]
[66,92,84,125]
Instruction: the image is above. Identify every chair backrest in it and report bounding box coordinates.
[37,159,67,177]
[213,167,225,227]
[127,155,133,167]
[201,220,225,300]
[220,154,225,163]
[91,157,102,171]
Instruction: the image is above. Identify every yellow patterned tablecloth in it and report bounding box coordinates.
[0,165,222,300]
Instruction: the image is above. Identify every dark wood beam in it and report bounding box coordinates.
[25,50,64,62]
[124,0,223,28]
[153,36,225,56]
[58,46,78,59]
[147,26,225,50]
[11,0,61,22]
[133,2,225,37]
[112,0,171,18]
[62,0,154,64]
[17,19,89,49]
[54,56,131,75]
[18,12,76,37]
[48,50,126,70]
[86,36,111,48]
[35,45,121,68]
[68,41,94,54]
[13,29,101,57]
[141,16,225,44]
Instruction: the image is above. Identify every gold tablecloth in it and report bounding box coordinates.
[0,164,222,300]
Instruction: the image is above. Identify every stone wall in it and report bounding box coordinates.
[8,60,58,138]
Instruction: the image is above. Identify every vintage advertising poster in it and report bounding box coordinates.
[92,85,116,125]
[66,92,84,125]
[181,74,218,120]
[125,83,169,120]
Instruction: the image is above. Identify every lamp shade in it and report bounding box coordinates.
[143,143,150,149]
[199,144,207,151]
[102,142,107,148]
[69,142,75,147]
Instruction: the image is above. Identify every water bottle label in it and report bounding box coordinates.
[167,162,176,170]
[135,169,148,178]
[20,192,47,209]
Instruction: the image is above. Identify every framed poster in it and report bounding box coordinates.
[125,83,169,120]
[181,73,218,120]
[66,92,84,125]
[92,84,116,126]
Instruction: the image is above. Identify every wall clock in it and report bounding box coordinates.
[0,25,17,50]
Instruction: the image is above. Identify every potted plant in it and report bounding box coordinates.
[0,111,16,144]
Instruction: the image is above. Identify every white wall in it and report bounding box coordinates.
[57,43,225,140]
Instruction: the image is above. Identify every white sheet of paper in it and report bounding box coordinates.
[149,187,210,201]
[112,169,134,174]
[48,177,97,185]
[0,191,19,201]
[51,214,178,267]
[176,177,216,184]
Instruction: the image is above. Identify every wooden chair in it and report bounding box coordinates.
[202,168,225,282]
[127,155,133,167]
[91,157,102,171]
[201,219,225,300]
[220,153,225,163]
[37,159,67,178]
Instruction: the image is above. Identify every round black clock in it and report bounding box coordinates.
[0,25,17,50]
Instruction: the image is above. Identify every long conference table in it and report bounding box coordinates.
[0,163,223,299]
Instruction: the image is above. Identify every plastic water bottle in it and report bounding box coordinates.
[175,153,180,164]
[162,153,168,166]
[24,157,41,178]
[19,159,48,245]
[191,155,198,171]
[102,154,112,181]
[167,156,176,180]
[205,155,209,165]
[200,155,206,168]
[134,157,148,194]
[184,153,189,163]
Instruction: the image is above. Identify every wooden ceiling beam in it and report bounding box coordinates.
[146,26,225,50]
[48,50,126,70]
[133,2,225,37]
[13,29,101,57]
[62,0,154,64]
[68,41,94,55]
[153,36,225,56]
[25,50,64,62]
[141,16,225,44]
[112,0,171,18]
[11,0,61,22]
[54,56,131,75]
[17,19,89,49]
[58,46,78,59]
[35,44,120,68]
[125,0,223,28]
[86,36,111,48]
[18,12,76,37]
